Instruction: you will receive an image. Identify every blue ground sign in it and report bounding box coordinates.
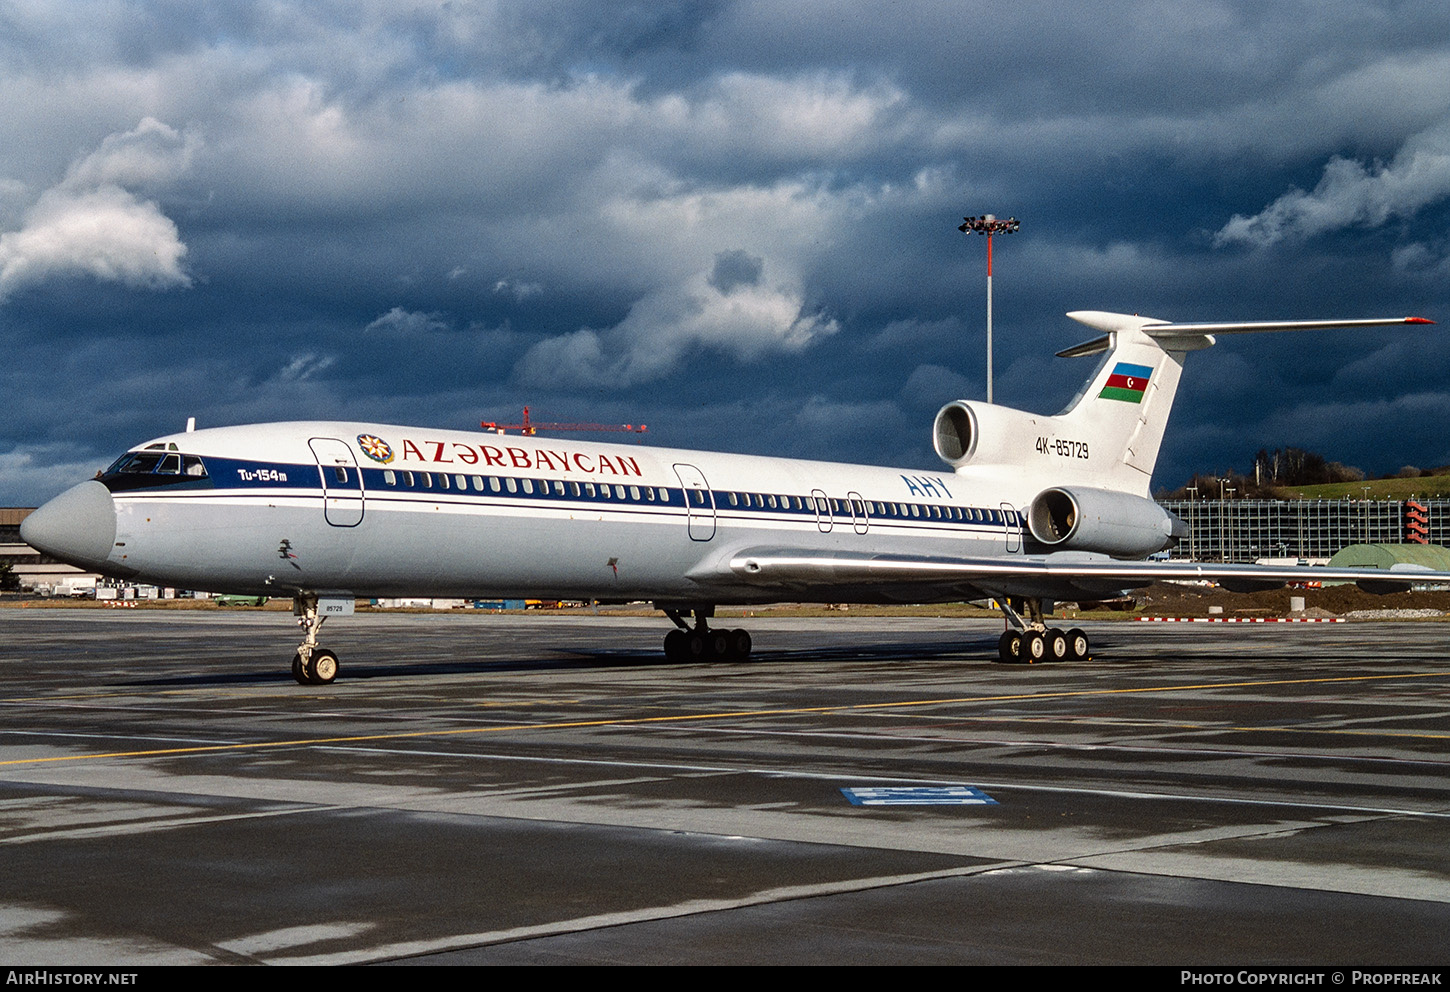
[841,786,997,806]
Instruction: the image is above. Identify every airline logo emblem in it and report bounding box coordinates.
[1098,362,1152,403]
[357,434,395,464]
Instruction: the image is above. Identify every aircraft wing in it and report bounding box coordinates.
[709,548,1445,600]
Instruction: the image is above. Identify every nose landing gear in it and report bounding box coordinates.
[291,595,340,684]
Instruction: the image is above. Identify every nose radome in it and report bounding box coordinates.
[21,481,117,569]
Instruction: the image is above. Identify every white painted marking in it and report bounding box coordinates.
[219,921,377,956]
[267,864,1021,965]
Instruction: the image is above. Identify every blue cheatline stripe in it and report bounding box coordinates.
[1111,361,1153,378]
[110,456,1026,535]
[841,786,997,806]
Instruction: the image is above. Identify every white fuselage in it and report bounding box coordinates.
[93,421,1035,603]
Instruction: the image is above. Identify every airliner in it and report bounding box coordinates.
[20,310,1441,684]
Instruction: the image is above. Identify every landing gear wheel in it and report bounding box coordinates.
[997,630,1023,663]
[291,653,307,685]
[1022,631,1047,664]
[659,607,750,664]
[1066,627,1089,661]
[309,649,339,685]
[1045,628,1069,662]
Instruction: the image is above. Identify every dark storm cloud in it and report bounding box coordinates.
[4,0,1450,505]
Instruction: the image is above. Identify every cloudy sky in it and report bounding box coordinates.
[4,0,1450,506]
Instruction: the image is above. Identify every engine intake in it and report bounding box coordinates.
[1028,486,1185,559]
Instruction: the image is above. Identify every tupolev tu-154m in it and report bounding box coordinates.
[20,309,1444,685]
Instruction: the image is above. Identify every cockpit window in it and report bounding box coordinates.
[99,450,212,492]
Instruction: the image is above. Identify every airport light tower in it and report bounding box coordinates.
[959,214,1020,403]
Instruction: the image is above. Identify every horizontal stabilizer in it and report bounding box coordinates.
[1058,311,1433,358]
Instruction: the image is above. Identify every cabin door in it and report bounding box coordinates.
[673,464,716,541]
[309,437,365,527]
[1001,502,1020,553]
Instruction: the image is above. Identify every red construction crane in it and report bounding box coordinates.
[480,406,647,436]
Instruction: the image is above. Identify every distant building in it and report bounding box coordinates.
[1159,498,1450,563]
[1,508,100,593]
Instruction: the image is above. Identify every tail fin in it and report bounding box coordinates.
[1054,311,1433,494]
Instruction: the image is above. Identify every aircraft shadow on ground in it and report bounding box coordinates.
[117,636,1011,687]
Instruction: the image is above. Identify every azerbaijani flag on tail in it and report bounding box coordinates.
[1098,362,1152,403]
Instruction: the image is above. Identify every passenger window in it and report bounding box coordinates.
[728,492,738,506]
[472,476,484,492]
[585,483,596,497]
[421,472,432,488]
[489,477,501,492]
[506,477,517,493]
[333,466,348,484]
[384,470,396,485]
[439,474,450,490]
[522,478,533,494]
[646,487,656,501]
[403,471,415,487]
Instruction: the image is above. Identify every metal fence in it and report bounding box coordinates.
[1157,498,1450,562]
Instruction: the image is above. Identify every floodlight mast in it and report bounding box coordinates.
[958,214,1020,403]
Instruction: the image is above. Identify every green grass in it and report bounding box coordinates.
[1279,474,1450,500]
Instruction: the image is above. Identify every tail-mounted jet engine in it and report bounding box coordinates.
[933,400,1051,468]
[1027,486,1186,559]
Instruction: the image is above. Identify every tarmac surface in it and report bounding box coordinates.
[2,608,1449,965]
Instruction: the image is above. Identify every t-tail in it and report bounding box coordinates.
[931,310,1433,557]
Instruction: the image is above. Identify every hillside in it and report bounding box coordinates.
[1278,475,1450,500]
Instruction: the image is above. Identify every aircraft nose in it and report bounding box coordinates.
[21,481,118,570]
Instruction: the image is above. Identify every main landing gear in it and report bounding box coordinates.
[291,595,339,685]
[660,606,753,663]
[994,596,1090,664]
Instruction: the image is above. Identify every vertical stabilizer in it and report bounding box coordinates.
[1054,312,1203,494]
[1050,310,1433,495]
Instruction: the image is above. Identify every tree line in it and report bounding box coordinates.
[1159,447,1450,500]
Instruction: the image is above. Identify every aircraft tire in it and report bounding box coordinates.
[997,630,1022,663]
[685,632,708,660]
[1066,628,1089,661]
[291,653,308,685]
[309,649,340,685]
[707,630,731,659]
[1022,631,1047,664]
[663,629,687,662]
[1045,629,1069,662]
[729,628,753,660]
